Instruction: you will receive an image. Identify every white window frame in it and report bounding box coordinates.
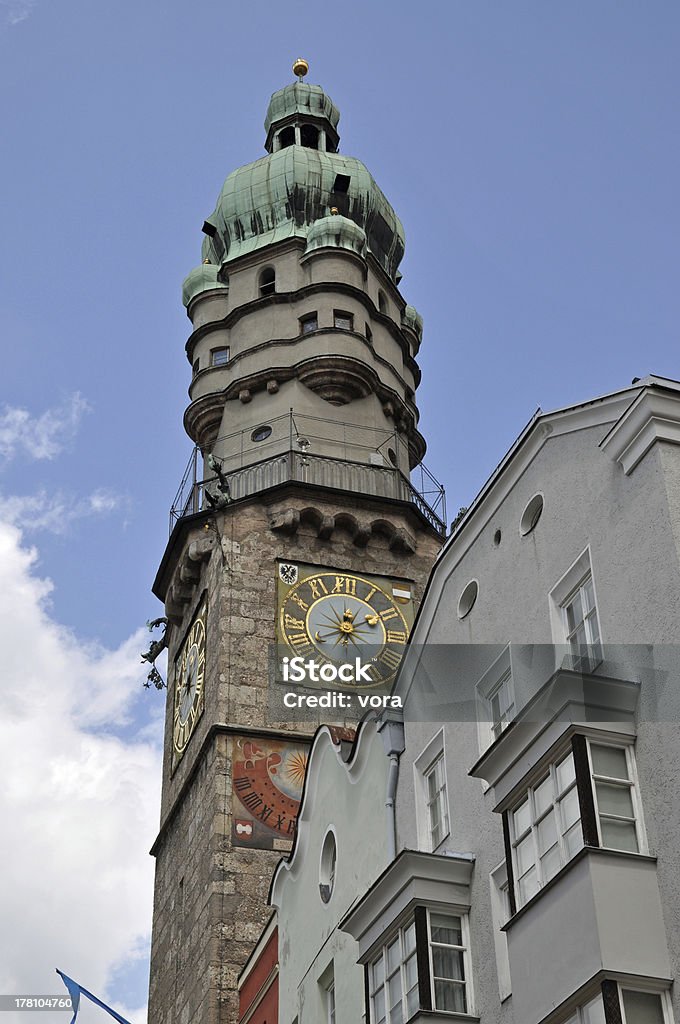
[586,738,648,856]
[413,730,450,852]
[619,985,674,1024]
[210,345,230,366]
[368,918,418,1024]
[549,547,603,671]
[489,861,511,1002]
[509,749,583,908]
[426,910,474,1015]
[563,991,605,1024]
[476,645,515,755]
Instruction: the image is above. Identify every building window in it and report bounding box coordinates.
[278,125,295,149]
[425,754,449,851]
[365,323,373,342]
[300,313,318,334]
[192,358,200,376]
[301,124,319,149]
[326,982,335,1024]
[333,310,353,331]
[588,741,644,854]
[369,919,419,1024]
[429,912,471,1014]
[210,347,230,366]
[510,750,583,907]
[251,425,272,443]
[563,573,602,670]
[369,910,472,1023]
[378,290,387,314]
[319,828,337,904]
[259,267,275,296]
[486,668,514,743]
[506,738,647,911]
[620,988,670,1024]
[520,493,544,535]
[564,993,605,1024]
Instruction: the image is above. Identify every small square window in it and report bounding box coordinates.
[333,311,353,331]
[210,347,230,367]
[300,313,318,334]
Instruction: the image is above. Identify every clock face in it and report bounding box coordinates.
[278,565,414,688]
[173,601,206,758]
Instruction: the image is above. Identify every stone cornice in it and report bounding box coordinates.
[600,384,680,474]
[340,849,475,961]
[184,280,421,385]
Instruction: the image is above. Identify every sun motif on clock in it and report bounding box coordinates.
[277,564,414,689]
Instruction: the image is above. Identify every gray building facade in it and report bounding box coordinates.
[273,376,680,1024]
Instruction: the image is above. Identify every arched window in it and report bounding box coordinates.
[300,124,319,149]
[378,290,387,315]
[259,267,275,297]
[278,126,295,149]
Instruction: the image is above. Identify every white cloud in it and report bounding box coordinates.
[0,519,163,1024]
[0,488,129,534]
[0,0,37,25]
[0,394,91,462]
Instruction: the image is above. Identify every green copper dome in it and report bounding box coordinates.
[182,262,228,308]
[201,146,405,280]
[305,211,367,257]
[264,82,340,139]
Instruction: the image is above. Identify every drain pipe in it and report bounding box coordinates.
[377,714,405,861]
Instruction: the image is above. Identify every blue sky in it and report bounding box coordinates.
[1,1,679,1020]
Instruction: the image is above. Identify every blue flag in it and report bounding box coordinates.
[56,971,133,1024]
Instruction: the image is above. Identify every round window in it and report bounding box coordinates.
[251,425,272,443]
[520,494,544,536]
[319,828,337,904]
[457,580,478,619]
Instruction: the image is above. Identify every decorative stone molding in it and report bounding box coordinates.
[165,532,216,623]
[183,392,225,448]
[268,503,416,552]
[600,385,680,474]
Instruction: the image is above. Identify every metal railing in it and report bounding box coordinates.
[170,446,446,536]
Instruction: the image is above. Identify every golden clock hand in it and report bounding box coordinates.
[365,614,379,627]
[314,630,327,643]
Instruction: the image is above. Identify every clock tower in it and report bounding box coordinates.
[147,60,445,1024]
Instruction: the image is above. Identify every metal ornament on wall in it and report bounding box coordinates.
[141,617,169,689]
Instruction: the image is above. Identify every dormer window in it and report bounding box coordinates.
[259,267,275,297]
[300,124,319,149]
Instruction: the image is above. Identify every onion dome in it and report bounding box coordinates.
[402,304,424,342]
[198,67,405,281]
[182,262,228,309]
[305,210,367,257]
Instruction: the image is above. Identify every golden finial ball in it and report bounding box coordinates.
[292,58,309,79]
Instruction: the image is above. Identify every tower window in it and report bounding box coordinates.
[333,174,351,194]
[301,124,319,149]
[300,313,318,334]
[278,126,295,149]
[333,310,353,331]
[259,267,275,297]
[192,359,200,377]
[365,323,373,343]
[378,290,388,315]
[210,347,230,367]
[251,425,272,443]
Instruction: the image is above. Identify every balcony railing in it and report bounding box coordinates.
[169,447,446,536]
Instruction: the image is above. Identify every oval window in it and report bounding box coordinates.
[319,828,337,904]
[520,494,544,536]
[251,425,272,443]
[457,580,478,619]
